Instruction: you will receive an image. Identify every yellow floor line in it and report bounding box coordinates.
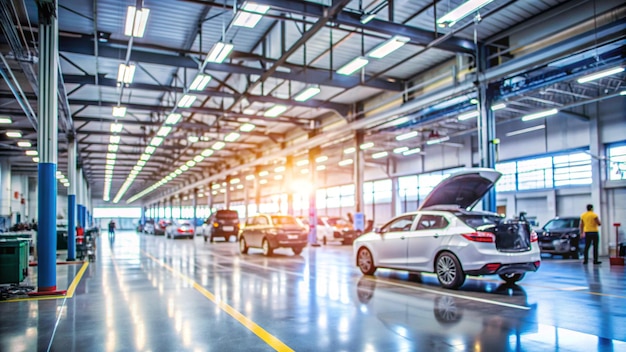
[143,251,294,352]
[1,261,89,303]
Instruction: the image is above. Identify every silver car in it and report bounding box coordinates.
[353,168,541,289]
[165,219,195,239]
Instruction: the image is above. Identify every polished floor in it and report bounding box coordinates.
[0,230,625,352]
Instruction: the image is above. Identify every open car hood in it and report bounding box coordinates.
[418,168,501,211]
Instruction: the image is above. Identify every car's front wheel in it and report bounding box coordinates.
[435,252,466,289]
[292,247,303,255]
[262,238,273,256]
[357,247,377,275]
[239,237,248,254]
[499,273,525,284]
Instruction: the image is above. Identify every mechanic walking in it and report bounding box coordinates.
[580,204,602,264]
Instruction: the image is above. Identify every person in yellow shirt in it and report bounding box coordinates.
[580,204,602,264]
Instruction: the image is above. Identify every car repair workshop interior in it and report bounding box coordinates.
[0,0,625,351]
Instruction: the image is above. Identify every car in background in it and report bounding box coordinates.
[297,216,333,245]
[239,214,308,256]
[202,210,240,242]
[143,220,155,235]
[353,168,541,289]
[537,217,583,259]
[325,216,357,245]
[165,219,195,239]
[154,219,170,236]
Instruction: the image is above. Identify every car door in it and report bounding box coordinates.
[375,214,417,268]
[251,215,269,247]
[407,213,450,272]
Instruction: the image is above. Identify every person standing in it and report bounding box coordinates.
[108,220,116,238]
[580,204,602,264]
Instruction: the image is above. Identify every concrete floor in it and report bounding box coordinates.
[0,230,624,351]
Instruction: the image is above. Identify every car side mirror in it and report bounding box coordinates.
[374,227,382,234]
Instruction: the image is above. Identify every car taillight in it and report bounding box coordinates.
[485,263,501,273]
[530,230,538,242]
[213,222,219,228]
[462,231,495,243]
[177,228,184,233]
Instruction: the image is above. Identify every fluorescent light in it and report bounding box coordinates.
[193,155,204,162]
[105,164,114,170]
[344,147,356,154]
[294,85,321,102]
[110,135,120,144]
[174,169,183,175]
[32,157,39,162]
[273,174,283,180]
[0,117,12,124]
[133,165,142,171]
[259,179,268,184]
[506,124,546,137]
[178,94,197,108]
[296,160,309,166]
[112,106,127,117]
[521,108,558,122]
[230,178,240,184]
[233,3,269,28]
[402,147,422,156]
[140,154,150,161]
[337,57,369,75]
[396,131,418,141]
[360,13,376,24]
[201,149,214,157]
[240,123,256,132]
[105,159,115,165]
[17,141,31,148]
[212,184,221,189]
[274,166,285,173]
[577,67,624,84]
[186,160,196,167]
[368,36,410,59]
[106,153,116,160]
[393,147,409,154]
[165,113,182,125]
[316,165,326,171]
[110,123,123,133]
[205,41,234,64]
[264,104,288,117]
[360,142,374,150]
[338,159,353,166]
[491,103,506,111]
[245,174,255,180]
[25,150,38,156]
[108,144,119,152]
[124,6,150,37]
[150,136,164,146]
[620,90,626,96]
[259,170,269,177]
[224,132,241,142]
[180,165,189,171]
[145,146,156,154]
[189,74,212,91]
[157,126,172,137]
[188,136,199,143]
[6,131,22,138]
[137,160,146,166]
[458,110,479,121]
[437,0,494,28]
[372,151,388,159]
[426,136,450,145]
[117,64,136,84]
[315,156,328,163]
[212,141,225,150]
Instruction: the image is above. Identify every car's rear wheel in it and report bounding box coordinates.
[292,247,303,255]
[262,239,273,256]
[239,237,248,254]
[322,236,327,245]
[357,247,377,275]
[435,252,466,289]
[210,234,214,243]
[203,236,208,242]
[499,273,525,284]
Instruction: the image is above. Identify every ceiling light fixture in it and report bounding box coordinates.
[193,155,204,163]
[521,108,559,122]
[458,110,479,121]
[491,103,507,111]
[32,157,39,163]
[157,126,172,137]
[6,131,22,138]
[293,85,321,102]
[0,116,12,124]
[201,149,214,157]
[360,13,376,24]
[189,74,212,91]
[239,123,256,132]
[296,159,309,167]
[186,160,196,167]
[205,41,234,64]
[180,165,189,171]
[212,141,225,150]
[110,135,120,144]
[274,166,285,173]
[117,63,136,84]
[368,35,410,59]
[150,136,164,146]
[264,104,288,117]
[124,6,150,37]
[177,94,197,108]
[338,159,354,166]
[145,146,156,154]
[577,66,624,84]
[188,136,199,143]
[112,106,127,117]
[17,141,31,148]
[108,144,119,152]
[360,142,374,150]
[224,132,241,142]
[337,56,369,75]
[233,2,269,28]
[505,124,546,137]
[344,147,356,154]
[165,113,182,125]
[395,131,418,141]
[393,147,409,154]
[140,154,150,161]
[437,0,494,28]
[316,165,326,171]
[25,150,38,156]
[372,151,388,159]
[245,174,255,180]
[402,147,422,156]
[315,156,328,163]
[426,136,450,145]
[259,170,269,177]
[106,153,116,160]
[110,123,124,133]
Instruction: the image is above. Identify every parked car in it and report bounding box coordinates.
[325,216,357,245]
[143,220,155,235]
[239,214,308,256]
[154,219,170,236]
[353,168,541,289]
[202,210,240,242]
[165,219,195,239]
[297,216,333,244]
[537,217,583,259]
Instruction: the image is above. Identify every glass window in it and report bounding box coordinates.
[399,175,418,198]
[495,162,516,192]
[517,157,553,190]
[254,216,269,226]
[416,214,449,230]
[553,152,591,186]
[608,144,626,181]
[381,215,416,232]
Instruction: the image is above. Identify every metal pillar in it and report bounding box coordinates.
[225,176,231,209]
[308,147,320,245]
[178,196,182,219]
[354,131,365,214]
[286,156,294,215]
[192,189,197,230]
[67,135,76,260]
[0,159,11,221]
[207,183,214,214]
[36,0,60,293]
[477,40,497,212]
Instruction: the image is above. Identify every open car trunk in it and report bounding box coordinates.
[459,214,532,252]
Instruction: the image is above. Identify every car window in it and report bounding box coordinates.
[215,210,239,219]
[544,218,579,230]
[245,217,256,226]
[271,215,299,225]
[317,218,325,226]
[326,217,349,226]
[416,214,449,230]
[381,215,416,233]
[255,216,269,226]
[457,214,502,229]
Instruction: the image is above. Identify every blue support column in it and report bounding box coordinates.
[67,135,76,261]
[35,0,60,294]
